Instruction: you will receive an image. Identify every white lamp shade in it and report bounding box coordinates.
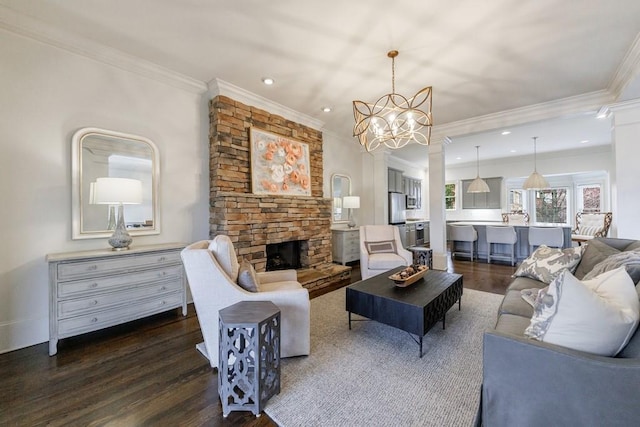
[343,196,360,209]
[467,176,490,193]
[93,177,143,205]
[522,171,549,190]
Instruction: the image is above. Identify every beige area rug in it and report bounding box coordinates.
[264,287,502,427]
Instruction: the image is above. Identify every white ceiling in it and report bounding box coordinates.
[2,0,639,166]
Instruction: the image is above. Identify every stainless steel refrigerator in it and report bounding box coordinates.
[388,192,406,225]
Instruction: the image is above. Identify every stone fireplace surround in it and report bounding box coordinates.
[209,95,350,292]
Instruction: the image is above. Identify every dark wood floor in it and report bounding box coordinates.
[0,258,515,427]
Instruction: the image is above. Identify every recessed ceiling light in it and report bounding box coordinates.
[510,149,517,153]
[262,77,274,85]
[321,106,332,113]
[501,130,511,135]
[456,156,462,160]
[581,140,589,144]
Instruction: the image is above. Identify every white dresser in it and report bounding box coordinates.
[47,243,186,356]
[332,228,360,265]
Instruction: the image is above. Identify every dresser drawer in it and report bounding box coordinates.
[58,292,184,337]
[343,231,360,243]
[57,251,181,281]
[58,280,183,318]
[343,247,360,258]
[57,266,183,298]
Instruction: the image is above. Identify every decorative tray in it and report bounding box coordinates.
[389,265,428,287]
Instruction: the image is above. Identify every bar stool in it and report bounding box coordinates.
[449,225,478,261]
[486,226,517,266]
[529,227,564,253]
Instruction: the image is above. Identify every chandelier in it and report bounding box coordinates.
[353,50,432,152]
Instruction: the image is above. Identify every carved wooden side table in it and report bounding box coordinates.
[218,300,281,417]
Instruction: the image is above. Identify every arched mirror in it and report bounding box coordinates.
[331,173,351,223]
[71,127,160,239]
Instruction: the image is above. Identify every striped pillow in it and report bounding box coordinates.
[578,226,604,236]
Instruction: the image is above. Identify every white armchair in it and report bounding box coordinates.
[181,236,310,368]
[359,225,413,280]
[571,212,613,244]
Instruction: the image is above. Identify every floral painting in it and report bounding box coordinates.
[250,127,311,196]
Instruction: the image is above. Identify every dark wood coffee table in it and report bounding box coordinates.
[346,267,463,357]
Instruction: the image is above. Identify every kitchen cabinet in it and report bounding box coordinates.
[404,177,423,209]
[396,224,407,248]
[46,243,186,356]
[406,223,417,247]
[387,168,404,193]
[462,177,503,209]
[332,228,360,265]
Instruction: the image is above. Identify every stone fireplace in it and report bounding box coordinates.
[208,95,350,292]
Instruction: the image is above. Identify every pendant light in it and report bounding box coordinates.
[468,145,490,193]
[522,136,549,190]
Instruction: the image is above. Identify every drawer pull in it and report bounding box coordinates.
[160,300,166,306]
[160,286,167,291]
[91,300,98,306]
[87,265,98,271]
[91,317,98,323]
[90,283,98,289]
[158,256,166,262]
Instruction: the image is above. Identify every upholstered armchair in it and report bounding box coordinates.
[571,212,613,244]
[181,236,310,368]
[359,225,413,280]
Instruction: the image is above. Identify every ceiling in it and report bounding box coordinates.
[2,0,640,166]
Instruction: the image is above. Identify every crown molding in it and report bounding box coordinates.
[608,32,640,100]
[0,5,207,94]
[209,78,325,130]
[431,90,614,141]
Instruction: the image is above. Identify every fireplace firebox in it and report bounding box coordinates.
[266,240,303,271]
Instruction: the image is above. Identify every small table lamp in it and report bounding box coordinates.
[94,177,143,250]
[343,196,360,228]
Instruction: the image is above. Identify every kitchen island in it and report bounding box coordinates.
[448,221,572,262]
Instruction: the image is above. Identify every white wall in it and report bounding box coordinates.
[322,131,364,227]
[0,30,209,353]
[611,101,640,239]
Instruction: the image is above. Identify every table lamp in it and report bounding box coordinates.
[343,195,360,228]
[94,177,143,250]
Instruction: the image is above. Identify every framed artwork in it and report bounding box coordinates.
[250,127,311,196]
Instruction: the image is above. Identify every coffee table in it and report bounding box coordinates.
[346,267,463,357]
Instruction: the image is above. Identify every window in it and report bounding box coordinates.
[533,188,568,223]
[445,183,456,210]
[508,189,524,212]
[577,184,601,212]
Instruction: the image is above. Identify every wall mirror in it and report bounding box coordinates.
[72,127,160,239]
[331,173,351,223]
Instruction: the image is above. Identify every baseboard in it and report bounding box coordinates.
[0,316,48,355]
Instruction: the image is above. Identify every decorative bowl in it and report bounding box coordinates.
[389,265,428,287]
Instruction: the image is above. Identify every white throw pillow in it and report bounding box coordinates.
[514,245,583,284]
[524,267,640,356]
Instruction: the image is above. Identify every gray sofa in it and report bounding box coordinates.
[476,238,640,427]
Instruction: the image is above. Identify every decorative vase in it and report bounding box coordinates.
[108,204,133,250]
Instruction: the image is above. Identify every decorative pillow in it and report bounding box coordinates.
[583,250,640,285]
[365,240,397,254]
[209,235,240,281]
[573,239,621,280]
[521,288,543,307]
[514,245,583,284]
[524,267,640,356]
[578,225,604,236]
[237,258,260,292]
